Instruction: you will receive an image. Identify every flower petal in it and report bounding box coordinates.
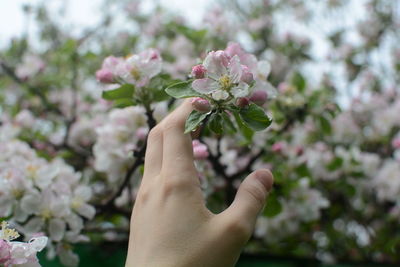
[192,78,218,94]
[231,82,250,98]
[228,55,243,84]
[203,51,228,79]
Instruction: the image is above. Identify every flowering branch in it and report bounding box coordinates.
[96,107,156,213]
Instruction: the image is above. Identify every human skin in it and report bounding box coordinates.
[125,99,274,267]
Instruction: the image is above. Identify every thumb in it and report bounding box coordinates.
[221,169,274,237]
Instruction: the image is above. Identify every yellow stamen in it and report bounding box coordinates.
[130,67,141,80]
[219,75,232,91]
[0,221,20,241]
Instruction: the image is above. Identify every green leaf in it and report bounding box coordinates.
[208,113,223,134]
[221,112,236,133]
[102,84,135,100]
[232,110,254,141]
[152,88,170,102]
[165,80,201,99]
[239,103,272,131]
[113,98,136,108]
[263,191,282,218]
[184,110,209,134]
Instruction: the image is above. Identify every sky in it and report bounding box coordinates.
[0,0,210,48]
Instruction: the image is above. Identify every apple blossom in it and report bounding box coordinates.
[249,90,268,106]
[192,51,252,101]
[191,64,207,79]
[96,69,114,84]
[0,221,47,267]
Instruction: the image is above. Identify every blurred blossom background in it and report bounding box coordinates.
[1,0,400,266]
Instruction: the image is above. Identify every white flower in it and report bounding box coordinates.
[192,51,250,101]
[93,106,147,183]
[123,48,162,87]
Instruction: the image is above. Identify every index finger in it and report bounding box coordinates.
[161,99,196,175]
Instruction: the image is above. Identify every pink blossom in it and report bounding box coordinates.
[249,90,268,106]
[192,140,209,160]
[192,51,250,101]
[224,42,258,71]
[241,65,254,84]
[191,97,211,113]
[96,69,114,83]
[236,97,250,108]
[191,64,207,79]
[123,48,162,87]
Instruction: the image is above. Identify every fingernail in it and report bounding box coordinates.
[254,169,274,193]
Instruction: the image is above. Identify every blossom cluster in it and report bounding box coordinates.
[0,221,47,267]
[190,42,276,110]
[0,122,95,266]
[96,49,162,87]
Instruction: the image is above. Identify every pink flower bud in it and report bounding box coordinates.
[236,97,250,108]
[272,142,285,153]
[192,140,209,160]
[191,97,211,113]
[191,64,207,79]
[249,90,268,106]
[392,138,400,149]
[241,65,254,84]
[96,69,114,83]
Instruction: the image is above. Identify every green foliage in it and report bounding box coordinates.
[239,104,272,131]
[165,80,202,98]
[232,110,254,142]
[184,110,209,134]
[102,84,135,101]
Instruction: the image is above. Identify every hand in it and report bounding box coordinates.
[125,99,274,267]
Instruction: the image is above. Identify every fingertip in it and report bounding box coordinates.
[253,169,274,194]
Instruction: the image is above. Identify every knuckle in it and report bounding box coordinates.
[162,178,191,196]
[136,187,151,204]
[162,117,183,132]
